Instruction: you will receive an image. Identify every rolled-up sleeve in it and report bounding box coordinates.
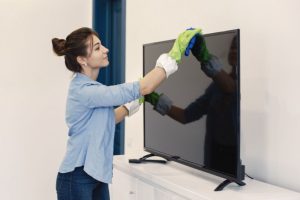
[78,81,141,108]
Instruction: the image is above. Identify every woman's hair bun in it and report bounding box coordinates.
[52,38,66,56]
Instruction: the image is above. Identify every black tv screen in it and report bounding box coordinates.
[143,29,245,188]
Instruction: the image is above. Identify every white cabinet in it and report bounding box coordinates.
[110,169,137,200]
[111,168,187,200]
[136,180,155,200]
[154,188,188,200]
[111,155,300,200]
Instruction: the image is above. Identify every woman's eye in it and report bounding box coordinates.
[95,47,99,50]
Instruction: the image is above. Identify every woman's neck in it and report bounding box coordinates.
[81,68,100,81]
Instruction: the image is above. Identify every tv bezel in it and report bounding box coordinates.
[142,29,244,184]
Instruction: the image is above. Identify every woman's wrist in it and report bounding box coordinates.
[121,105,129,116]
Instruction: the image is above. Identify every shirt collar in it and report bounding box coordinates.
[75,73,100,84]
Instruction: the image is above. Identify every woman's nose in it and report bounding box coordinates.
[102,46,109,53]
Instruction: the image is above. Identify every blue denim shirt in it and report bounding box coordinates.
[59,73,141,183]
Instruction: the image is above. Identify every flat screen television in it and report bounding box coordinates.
[142,29,245,191]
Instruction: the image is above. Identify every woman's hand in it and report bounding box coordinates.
[169,28,202,63]
[123,99,142,117]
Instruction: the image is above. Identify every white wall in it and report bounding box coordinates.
[125,0,300,193]
[0,0,92,199]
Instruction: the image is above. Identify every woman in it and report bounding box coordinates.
[52,27,200,200]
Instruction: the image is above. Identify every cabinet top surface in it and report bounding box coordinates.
[113,154,300,200]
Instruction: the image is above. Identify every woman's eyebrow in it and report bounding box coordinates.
[93,42,100,47]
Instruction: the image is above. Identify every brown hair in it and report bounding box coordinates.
[52,27,99,73]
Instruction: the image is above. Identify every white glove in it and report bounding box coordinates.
[123,99,141,117]
[156,53,178,78]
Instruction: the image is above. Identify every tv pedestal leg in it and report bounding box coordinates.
[129,153,168,164]
[215,179,246,191]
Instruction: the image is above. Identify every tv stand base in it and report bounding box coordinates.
[215,179,246,191]
[129,153,168,164]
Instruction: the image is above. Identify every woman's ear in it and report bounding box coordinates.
[77,56,87,66]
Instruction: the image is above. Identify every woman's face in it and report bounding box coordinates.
[85,34,109,68]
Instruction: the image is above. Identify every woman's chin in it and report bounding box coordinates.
[100,61,109,68]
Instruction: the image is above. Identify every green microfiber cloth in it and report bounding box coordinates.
[168,28,202,63]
